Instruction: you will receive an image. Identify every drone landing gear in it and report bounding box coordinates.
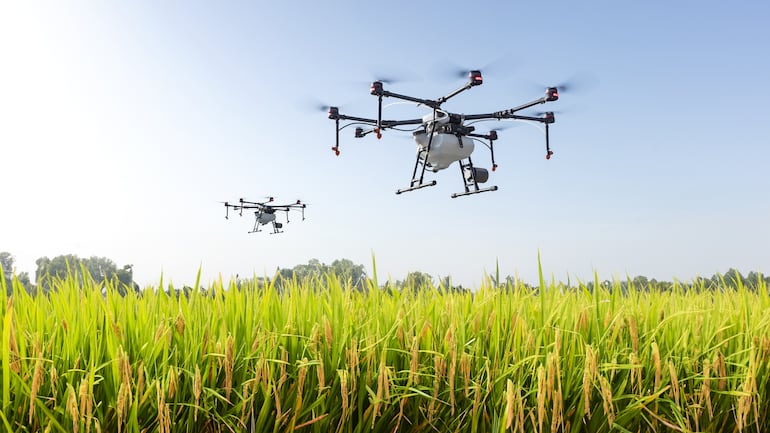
[396,180,437,195]
[396,143,440,195]
[451,185,498,198]
[451,157,498,199]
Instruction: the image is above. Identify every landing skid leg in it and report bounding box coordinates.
[451,157,498,198]
[396,148,438,195]
[396,180,437,195]
[451,185,498,198]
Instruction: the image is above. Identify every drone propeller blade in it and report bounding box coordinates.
[433,54,519,81]
[532,72,598,94]
[530,110,562,116]
[303,98,344,113]
[363,64,416,85]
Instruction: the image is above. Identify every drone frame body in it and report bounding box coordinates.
[223,197,306,234]
[327,71,559,198]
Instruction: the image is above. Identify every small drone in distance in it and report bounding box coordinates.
[326,70,562,198]
[223,197,307,234]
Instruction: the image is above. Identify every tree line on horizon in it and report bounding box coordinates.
[2,250,768,296]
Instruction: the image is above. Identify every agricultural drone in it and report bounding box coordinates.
[326,70,561,198]
[223,197,307,234]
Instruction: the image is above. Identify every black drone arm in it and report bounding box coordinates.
[369,71,481,129]
[329,105,423,154]
[223,202,247,217]
[332,113,423,128]
[377,90,439,109]
[464,87,559,121]
[371,71,482,110]
[435,71,483,105]
[380,118,424,127]
[463,88,558,160]
[272,202,307,223]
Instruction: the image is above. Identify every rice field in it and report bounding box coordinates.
[2,267,769,433]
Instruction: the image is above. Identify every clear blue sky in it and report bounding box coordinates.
[2,1,769,288]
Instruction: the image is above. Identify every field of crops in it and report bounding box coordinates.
[2,268,769,433]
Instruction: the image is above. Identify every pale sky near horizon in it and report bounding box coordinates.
[2,1,769,289]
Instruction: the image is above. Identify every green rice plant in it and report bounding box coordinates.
[1,264,769,432]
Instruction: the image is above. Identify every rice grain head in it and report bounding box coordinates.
[504,379,514,430]
[324,315,333,347]
[714,350,727,391]
[339,369,349,417]
[701,363,713,419]
[537,365,546,433]
[137,362,146,398]
[225,334,235,399]
[317,358,326,396]
[582,345,598,417]
[66,384,79,433]
[117,382,129,433]
[652,342,661,391]
[78,378,89,424]
[461,352,471,398]
[409,336,420,385]
[167,366,178,400]
[449,345,457,414]
[174,311,185,336]
[194,365,202,421]
[668,360,680,405]
[599,375,615,428]
[29,350,45,423]
[50,366,59,404]
[7,305,20,374]
[628,315,639,354]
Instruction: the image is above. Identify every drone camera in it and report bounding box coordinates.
[464,166,489,183]
[370,81,384,95]
[469,70,483,86]
[546,87,559,102]
[355,127,365,138]
[328,106,339,119]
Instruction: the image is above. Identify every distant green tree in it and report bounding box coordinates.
[1,251,13,294]
[34,254,139,294]
[746,271,770,290]
[329,258,367,290]
[276,258,369,291]
[1,251,33,294]
[722,268,746,287]
[437,275,466,293]
[398,271,434,292]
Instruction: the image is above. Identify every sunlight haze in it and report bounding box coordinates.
[2,1,769,288]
